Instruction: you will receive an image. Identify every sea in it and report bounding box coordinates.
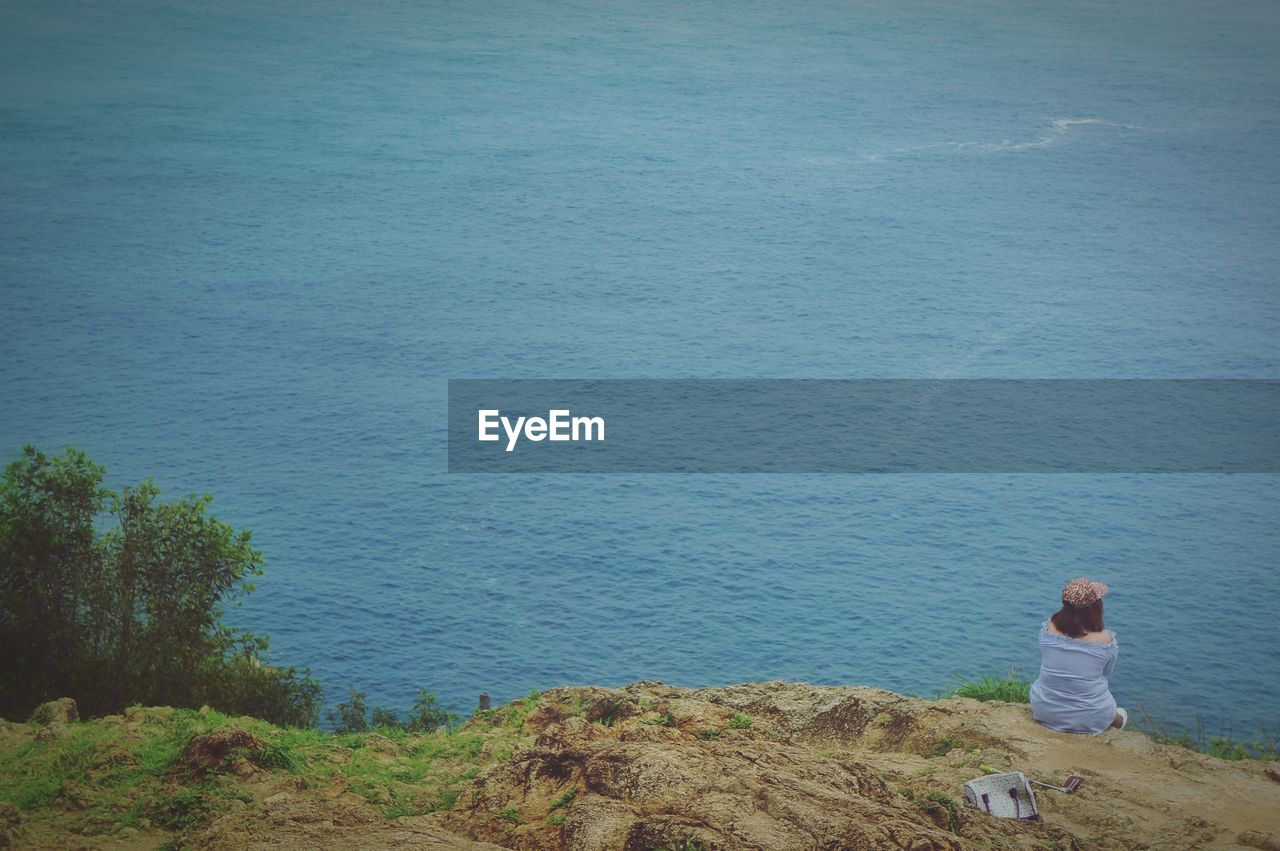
[2,0,1278,738]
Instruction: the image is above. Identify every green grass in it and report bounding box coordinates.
[547,788,577,812]
[938,668,1031,703]
[728,713,754,730]
[0,708,288,837]
[0,690,551,839]
[1139,708,1278,761]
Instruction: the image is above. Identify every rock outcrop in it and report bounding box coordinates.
[439,681,1280,850]
[28,699,78,726]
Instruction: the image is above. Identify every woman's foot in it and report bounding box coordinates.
[1112,708,1128,730]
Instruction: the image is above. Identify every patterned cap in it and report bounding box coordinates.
[1062,577,1109,608]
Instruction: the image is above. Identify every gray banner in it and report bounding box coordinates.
[447,379,1280,473]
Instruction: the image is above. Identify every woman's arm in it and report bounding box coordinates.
[1102,636,1118,678]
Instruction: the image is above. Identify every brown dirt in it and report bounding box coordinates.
[179,728,264,770]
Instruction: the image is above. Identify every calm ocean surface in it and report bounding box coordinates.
[3,0,1278,736]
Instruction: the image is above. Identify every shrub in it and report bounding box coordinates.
[327,687,460,734]
[0,446,320,725]
[406,690,458,732]
[371,707,401,729]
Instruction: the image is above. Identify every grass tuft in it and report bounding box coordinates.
[938,668,1031,703]
[547,788,577,812]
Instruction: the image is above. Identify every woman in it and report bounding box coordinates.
[1029,577,1128,734]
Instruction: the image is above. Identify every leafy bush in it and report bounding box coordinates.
[328,687,459,733]
[328,687,370,733]
[0,446,320,725]
[406,690,457,732]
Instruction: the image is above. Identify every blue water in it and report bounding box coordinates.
[3,0,1279,737]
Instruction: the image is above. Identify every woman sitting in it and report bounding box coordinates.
[1030,577,1128,735]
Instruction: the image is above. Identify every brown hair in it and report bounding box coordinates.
[1051,599,1104,638]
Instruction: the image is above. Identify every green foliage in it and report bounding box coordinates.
[644,712,674,727]
[1142,709,1279,761]
[0,700,533,835]
[328,687,370,733]
[251,740,298,772]
[328,687,460,734]
[371,707,401,729]
[406,690,459,732]
[146,786,212,830]
[656,835,708,851]
[547,788,576,812]
[699,727,721,740]
[938,668,1031,703]
[729,712,754,729]
[1204,737,1252,761]
[498,806,522,823]
[0,706,246,831]
[0,446,320,725]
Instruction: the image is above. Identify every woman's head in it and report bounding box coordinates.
[1052,577,1111,637]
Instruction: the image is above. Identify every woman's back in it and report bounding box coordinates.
[1031,620,1119,733]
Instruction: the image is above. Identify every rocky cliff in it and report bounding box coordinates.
[3,682,1279,850]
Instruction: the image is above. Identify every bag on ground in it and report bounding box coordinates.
[962,771,1041,820]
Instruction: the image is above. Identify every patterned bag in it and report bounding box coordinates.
[962,771,1041,821]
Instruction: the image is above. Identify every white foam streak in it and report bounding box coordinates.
[808,117,1140,166]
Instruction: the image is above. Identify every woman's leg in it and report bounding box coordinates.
[1111,708,1128,729]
